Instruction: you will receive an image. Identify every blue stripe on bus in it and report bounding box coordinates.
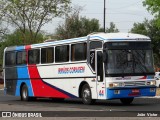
[15,66,34,96]
[32,36,107,47]
[15,46,34,96]
[106,87,156,99]
[32,36,136,48]
[32,37,88,47]
[16,46,25,51]
[90,36,106,40]
[147,76,154,79]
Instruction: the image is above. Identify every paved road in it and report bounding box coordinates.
[0,90,160,119]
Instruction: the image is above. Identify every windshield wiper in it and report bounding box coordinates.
[116,50,134,77]
[132,50,149,75]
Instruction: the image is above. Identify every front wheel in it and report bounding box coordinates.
[81,84,95,105]
[120,98,134,105]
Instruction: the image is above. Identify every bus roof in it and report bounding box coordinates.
[5,33,151,51]
[89,32,150,41]
[32,33,150,48]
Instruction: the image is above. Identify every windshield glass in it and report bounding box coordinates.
[105,49,154,76]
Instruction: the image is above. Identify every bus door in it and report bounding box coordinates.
[95,50,106,99]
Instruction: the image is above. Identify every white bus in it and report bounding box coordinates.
[3,32,156,105]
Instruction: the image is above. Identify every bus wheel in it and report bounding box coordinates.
[81,84,95,105]
[21,84,29,101]
[120,98,134,105]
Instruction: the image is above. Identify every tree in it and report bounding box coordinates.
[143,0,160,27]
[1,0,71,44]
[105,22,119,33]
[55,7,119,40]
[131,19,160,67]
[0,11,8,42]
[55,8,100,39]
[130,22,147,35]
[99,22,119,33]
[0,29,45,65]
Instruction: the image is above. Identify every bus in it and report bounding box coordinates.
[3,32,156,105]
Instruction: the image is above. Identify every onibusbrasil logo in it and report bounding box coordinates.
[1,112,42,118]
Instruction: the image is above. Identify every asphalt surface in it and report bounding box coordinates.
[0,90,160,119]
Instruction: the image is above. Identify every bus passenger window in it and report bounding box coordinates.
[90,41,102,50]
[16,51,27,65]
[5,52,16,66]
[55,45,69,62]
[71,43,87,61]
[41,47,54,64]
[28,49,40,64]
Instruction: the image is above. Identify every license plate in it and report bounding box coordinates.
[132,89,140,93]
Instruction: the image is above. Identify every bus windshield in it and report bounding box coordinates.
[105,49,154,76]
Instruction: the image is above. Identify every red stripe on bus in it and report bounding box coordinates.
[28,65,70,98]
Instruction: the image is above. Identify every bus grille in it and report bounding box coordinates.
[125,81,146,87]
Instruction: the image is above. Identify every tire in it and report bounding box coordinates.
[120,98,134,105]
[21,84,29,101]
[81,84,95,105]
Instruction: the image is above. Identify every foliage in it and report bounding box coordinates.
[130,22,147,35]
[105,22,119,33]
[1,0,71,44]
[55,7,119,40]
[0,29,45,65]
[55,9,100,39]
[143,0,160,27]
[131,19,160,67]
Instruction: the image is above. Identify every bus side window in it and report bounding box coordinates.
[71,43,87,61]
[5,52,16,66]
[16,51,27,65]
[89,41,102,71]
[28,49,40,64]
[90,41,102,49]
[55,45,69,62]
[41,47,54,64]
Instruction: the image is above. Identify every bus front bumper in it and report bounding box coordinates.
[106,87,156,99]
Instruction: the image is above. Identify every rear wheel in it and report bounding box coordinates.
[81,84,95,105]
[21,84,36,101]
[120,98,134,105]
[21,84,29,101]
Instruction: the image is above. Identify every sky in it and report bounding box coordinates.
[41,0,153,33]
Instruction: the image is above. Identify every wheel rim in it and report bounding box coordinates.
[83,88,90,102]
[22,88,27,99]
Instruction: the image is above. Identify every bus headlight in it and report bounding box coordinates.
[109,83,125,88]
[146,81,156,86]
[150,81,156,85]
